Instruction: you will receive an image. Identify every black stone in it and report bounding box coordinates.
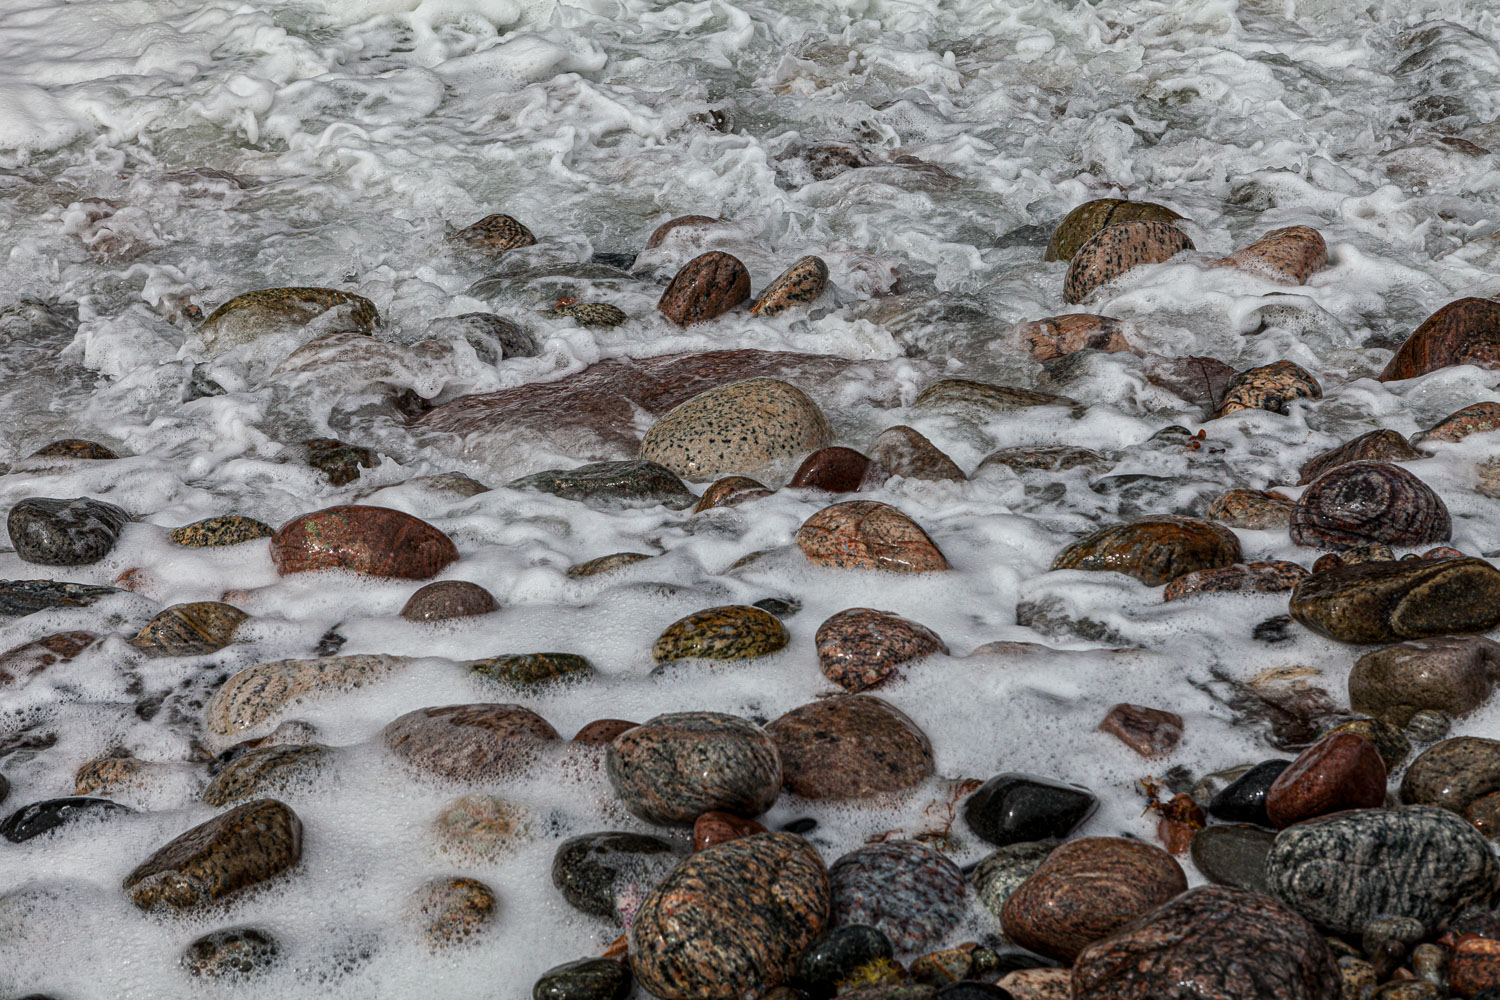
[0,580,122,617]
[782,817,817,834]
[0,797,130,843]
[934,986,1014,1000]
[550,832,679,922]
[1190,824,1276,894]
[0,772,8,807]
[754,597,802,619]
[590,252,638,271]
[507,461,695,510]
[8,498,130,566]
[962,773,1097,846]
[1208,759,1291,826]
[795,924,895,998]
[533,958,631,1000]
[983,951,1060,975]
[1254,615,1295,644]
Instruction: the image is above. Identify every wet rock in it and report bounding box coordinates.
[1208,759,1291,826]
[509,460,696,509]
[123,798,303,911]
[271,505,458,579]
[0,630,97,688]
[1072,885,1339,1000]
[181,927,280,979]
[1264,732,1387,828]
[451,213,535,253]
[830,840,966,952]
[1381,298,1500,382]
[203,744,331,806]
[0,773,8,807]
[534,958,632,1000]
[550,300,628,327]
[1097,703,1183,757]
[646,214,721,249]
[197,287,378,353]
[1189,824,1276,894]
[912,379,1073,419]
[693,810,767,851]
[471,652,594,687]
[608,712,781,825]
[1265,806,1499,934]
[653,605,789,663]
[658,250,751,325]
[963,774,1097,847]
[1291,462,1450,550]
[1288,557,1500,643]
[1141,354,1239,412]
[0,796,130,843]
[1063,220,1194,303]
[1044,199,1185,263]
[1406,708,1453,743]
[767,695,935,800]
[996,969,1070,1000]
[572,719,638,745]
[411,876,496,949]
[796,501,949,573]
[1311,541,1395,574]
[432,795,531,861]
[1351,636,1500,727]
[1214,360,1322,417]
[1052,515,1241,586]
[205,654,411,747]
[751,256,829,316]
[1207,488,1297,529]
[552,831,680,921]
[427,312,539,361]
[128,602,248,657]
[796,924,899,997]
[639,378,831,482]
[1162,560,1309,600]
[1449,934,1500,997]
[971,842,1056,921]
[382,703,558,782]
[31,439,118,460]
[789,447,879,492]
[869,426,965,481]
[1413,402,1500,446]
[1001,837,1187,961]
[1297,430,1423,486]
[1016,314,1132,361]
[1401,737,1500,813]
[399,580,498,621]
[629,833,829,999]
[567,552,654,577]
[976,445,1106,474]
[8,497,130,566]
[1217,225,1329,284]
[0,579,122,617]
[814,608,947,692]
[170,515,274,547]
[692,476,774,512]
[298,438,377,486]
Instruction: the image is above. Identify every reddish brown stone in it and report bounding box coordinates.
[0,630,97,687]
[796,501,949,573]
[1017,314,1133,361]
[1153,793,1205,856]
[1264,732,1387,828]
[658,251,751,325]
[1382,298,1500,382]
[271,505,458,579]
[867,426,964,482]
[1141,354,1237,412]
[1447,933,1500,997]
[1297,430,1423,485]
[766,695,935,799]
[1291,462,1451,551]
[381,704,559,781]
[1206,488,1297,529]
[1052,515,1242,587]
[789,447,875,492]
[1214,360,1322,417]
[692,810,766,852]
[1001,837,1188,961]
[399,581,497,621]
[1063,221,1194,304]
[1098,704,1183,758]
[692,476,774,513]
[645,215,721,249]
[1162,560,1309,601]
[1215,225,1328,284]
[572,719,639,744]
[1414,402,1500,446]
[815,608,947,692]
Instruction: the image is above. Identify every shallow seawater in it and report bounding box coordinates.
[1,0,1500,995]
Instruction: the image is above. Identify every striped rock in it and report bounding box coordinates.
[639,378,831,481]
[0,630,97,688]
[449,213,535,253]
[204,654,413,748]
[796,501,949,573]
[1214,360,1321,417]
[1381,298,1500,382]
[1297,429,1421,485]
[1016,314,1132,361]
[270,505,457,578]
[658,251,751,325]
[1290,462,1450,550]
[1063,221,1194,303]
[566,552,654,577]
[1215,225,1328,284]
[124,799,303,911]
[197,287,378,353]
[692,476,775,512]
[750,256,829,316]
[202,744,332,807]
[1044,199,1185,263]
[652,606,789,662]
[128,602,248,657]
[1052,515,1241,587]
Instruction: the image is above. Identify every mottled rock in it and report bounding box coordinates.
[31,439,117,460]
[552,831,679,921]
[796,501,949,573]
[271,505,458,579]
[399,580,497,621]
[796,924,899,996]
[1207,488,1297,529]
[1413,402,1500,446]
[1072,885,1339,1000]
[1265,806,1499,934]
[203,744,331,806]
[550,300,628,328]
[1214,360,1322,417]
[0,796,130,843]
[123,798,303,911]
[1098,703,1183,757]
[433,795,531,861]
[0,630,97,688]
[653,605,789,662]
[181,927,280,979]
[830,840,966,952]
[1209,759,1292,826]
[1288,557,1500,643]
[869,426,965,482]
[1381,298,1500,382]
[693,810,767,851]
[1190,824,1276,894]
[789,447,879,492]
[608,712,781,825]
[572,719,638,745]
[0,579,121,617]
[629,833,829,999]
[913,379,1072,418]
[1017,314,1132,361]
[205,654,410,746]
[197,287,378,353]
[1217,225,1329,284]
[1001,837,1187,961]
[451,213,535,253]
[534,958,632,1000]
[658,251,751,325]
[412,876,496,949]
[382,703,558,782]
[1401,737,1500,813]
[692,476,774,512]
[976,446,1105,474]
[767,695,935,800]
[8,497,129,566]
[427,312,539,362]
[170,515,274,547]
[1163,560,1309,600]
[1449,934,1500,997]
[1297,431,1422,486]
[964,774,1097,847]
[646,214,721,249]
[298,438,377,486]
[128,602,247,657]
[814,608,947,692]
[1063,220,1194,303]
[997,969,1070,1000]
[470,652,593,687]
[751,256,828,316]
[567,552,653,577]
[1264,733,1387,828]
[508,460,695,509]
[1045,199,1185,263]
[639,378,831,482]
[1350,637,1500,726]
[1142,354,1238,412]
[1052,515,1241,586]
[1291,462,1450,550]
[971,842,1056,921]
[1406,708,1453,743]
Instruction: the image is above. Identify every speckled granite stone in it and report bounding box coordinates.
[796,501,949,573]
[382,703,558,782]
[639,377,831,482]
[427,312,539,361]
[646,214,721,249]
[1072,885,1339,1000]
[0,579,121,617]
[629,832,829,999]
[963,773,1097,846]
[411,876,496,949]
[432,795,531,861]
[198,287,378,353]
[1017,313,1132,361]
[1288,557,1500,643]
[123,798,303,911]
[751,256,829,316]
[1265,806,1499,934]
[533,958,632,1000]
[1350,636,1500,724]
[470,652,594,687]
[205,654,411,747]
[1044,199,1185,262]
[814,608,947,692]
[1297,430,1422,486]
[1264,733,1387,827]
[450,213,535,252]
[0,630,97,688]
[1062,220,1193,303]
[128,602,248,657]
[1216,225,1329,284]
[971,842,1056,921]
[1413,401,1500,446]
[0,796,130,842]
[399,580,497,621]
[1207,488,1297,529]
[830,840,966,952]
[1162,560,1309,600]
[566,552,654,577]
[652,606,789,662]
[869,426,965,481]
[912,379,1072,418]
[658,251,751,325]
[202,744,331,806]
[1291,462,1450,550]
[767,695,934,800]
[8,497,129,566]
[550,301,628,327]
[181,927,281,979]
[270,505,458,578]
[508,460,696,509]
[1052,515,1241,586]
[299,438,377,486]
[30,439,118,460]
[1381,298,1500,382]
[607,712,781,825]
[170,515,274,547]
[572,719,638,744]
[551,831,680,921]
[1214,360,1322,417]
[1400,736,1500,812]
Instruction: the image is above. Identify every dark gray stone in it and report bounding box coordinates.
[7,498,130,566]
[0,580,123,617]
[0,796,130,843]
[1190,824,1276,894]
[507,460,695,510]
[963,773,1097,846]
[533,958,631,1000]
[551,832,679,923]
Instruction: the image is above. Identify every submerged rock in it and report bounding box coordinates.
[205,654,411,747]
[1296,430,1422,485]
[8,497,130,566]
[552,831,680,922]
[1206,488,1296,529]
[399,580,498,621]
[1016,313,1132,361]
[652,606,789,662]
[508,460,696,509]
[170,515,274,547]
[382,704,559,782]
[0,579,122,617]
[639,378,832,482]
[181,927,281,980]
[1044,199,1185,263]
[1381,297,1500,382]
[1051,515,1241,586]
[30,439,118,460]
[271,506,458,578]
[868,426,965,481]
[123,798,303,911]
[411,876,496,949]
[128,602,248,657]
[197,287,378,353]
[470,652,594,688]
[1214,360,1322,417]
[450,213,536,253]
[0,630,98,688]
[1413,401,1500,446]
[1215,225,1329,284]
[750,256,829,316]
[1062,221,1194,303]
[1161,560,1308,600]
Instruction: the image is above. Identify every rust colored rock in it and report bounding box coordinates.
[1052,515,1241,587]
[1450,934,1500,997]
[399,581,497,621]
[868,426,964,482]
[1414,402,1500,446]
[692,476,774,512]
[750,256,828,316]
[1162,560,1309,600]
[1264,732,1388,828]
[789,447,875,492]
[450,213,535,253]
[645,214,720,249]
[767,695,935,800]
[271,505,458,579]
[693,810,767,852]
[1063,221,1194,304]
[1290,462,1451,551]
[1214,360,1322,417]
[381,704,559,782]
[1381,298,1500,382]
[1098,704,1183,758]
[658,251,751,325]
[1001,836,1188,962]
[0,630,96,688]
[1216,225,1328,284]
[572,719,639,745]
[1206,489,1297,529]
[1045,199,1185,263]
[1017,314,1133,361]
[1297,430,1422,486]
[815,608,947,693]
[796,501,949,573]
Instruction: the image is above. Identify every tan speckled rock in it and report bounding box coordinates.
[450,213,535,253]
[1214,360,1322,417]
[198,287,378,354]
[999,968,1072,1000]
[658,251,750,325]
[1215,225,1328,284]
[652,606,789,662]
[31,439,118,460]
[868,426,965,481]
[1413,402,1500,446]
[128,602,248,657]
[646,214,721,249]
[1063,221,1194,303]
[1206,488,1297,529]
[411,876,496,949]
[123,798,303,911]
[639,377,831,481]
[751,256,829,316]
[1045,199,1185,263]
[204,654,412,749]
[170,515,274,547]
[796,501,949,573]
[382,703,559,781]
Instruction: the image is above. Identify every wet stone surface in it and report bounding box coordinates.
[8,497,130,566]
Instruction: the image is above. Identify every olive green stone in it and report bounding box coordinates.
[198,287,379,353]
[1045,199,1185,262]
[170,516,275,547]
[470,653,594,688]
[651,605,790,662]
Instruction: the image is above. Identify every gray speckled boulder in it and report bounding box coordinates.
[1350,636,1500,725]
[1265,806,1499,934]
[8,498,130,566]
[639,378,832,481]
[204,655,413,749]
[607,712,782,825]
[383,703,559,782]
[123,798,303,911]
